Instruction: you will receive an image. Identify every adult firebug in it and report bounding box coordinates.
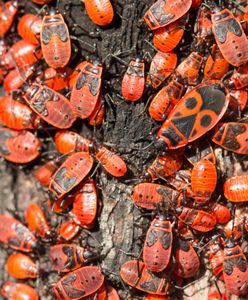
[209,237,224,280]
[50,244,94,272]
[223,174,248,202]
[25,203,52,239]
[223,238,248,295]
[1,281,39,300]
[70,61,102,119]
[120,260,169,295]
[211,8,248,66]
[143,215,172,272]
[212,123,248,155]
[41,11,71,68]
[6,253,38,279]
[176,206,216,232]
[121,59,145,101]
[191,159,217,204]
[0,215,37,252]
[156,81,228,150]
[0,128,41,163]
[0,96,40,130]
[147,51,177,88]
[144,0,192,30]
[149,79,184,121]
[84,0,114,26]
[51,266,104,300]
[22,83,76,129]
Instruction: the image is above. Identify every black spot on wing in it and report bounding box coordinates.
[171,114,197,139]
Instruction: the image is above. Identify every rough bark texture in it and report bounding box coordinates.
[0,0,247,300]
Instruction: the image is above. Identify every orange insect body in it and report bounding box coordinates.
[87,97,104,126]
[1,281,39,300]
[69,61,87,88]
[0,128,41,163]
[25,203,51,239]
[41,13,71,68]
[50,244,93,272]
[120,260,169,295]
[208,291,228,300]
[227,89,247,116]
[35,159,60,187]
[81,283,107,300]
[146,150,184,180]
[42,67,71,91]
[49,152,93,200]
[191,159,217,203]
[0,96,40,130]
[84,0,114,26]
[70,61,102,118]
[147,295,172,300]
[226,63,248,89]
[132,183,179,210]
[0,1,18,38]
[176,206,216,232]
[211,203,230,225]
[147,52,177,88]
[95,145,127,177]
[17,14,42,45]
[6,253,38,279]
[153,19,185,53]
[204,44,229,80]
[173,237,200,278]
[212,122,248,154]
[209,238,224,280]
[143,215,172,272]
[52,266,104,300]
[156,81,228,150]
[3,67,34,92]
[0,215,37,252]
[58,219,81,241]
[121,59,145,101]
[23,83,76,129]
[224,175,248,202]
[55,130,92,154]
[194,5,212,41]
[175,51,203,85]
[223,238,248,295]
[72,180,98,228]
[106,285,120,300]
[144,0,192,30]
[149,79,184,121]
[212,9,248,67]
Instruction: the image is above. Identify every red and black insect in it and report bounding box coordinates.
[70,61,102,118]
[194,5,212,42]
[176,206,216,232]
[147,51,177,88]
[225,63,248,90]
[191,159,217,204]
[212,122,248,155]
[17,13,42,45]
[211,8,248,66]
[87,96,105,126]
[156,81,228,150]
[55,130,92,154]
[153,18,185,53]
[49,151,93,201]
[121,59,145,101]
[22,83,76,129]
[41,10,71,68]
[227,89,247,118]
[210,203,230,225]
[25,203,52,239]
[0,1,18,38]
[35,159,61,187]
[0,128,41,163]
[0,95,40,130]
[0,215,37,252]
[146,150,184,180]
[51,266,104,299]
[1,281,39,300]
[223,238,248,295]
[84,283,107,300]
[173,236,200,278]
[149,79,184,121]
[209,236,224,280]
[143,214,172,272]
[72,179,98,228]
[41,67,71,91]
[106,284,120,300]
[57,219,81,241]
[207,291,228,300]
[50,244,94,272]
[132,183,179,210]
[144,0,192,30]
[120,260,169,295]
[83,0,114,26]
[223,174,248,202]
[6,253,38,279]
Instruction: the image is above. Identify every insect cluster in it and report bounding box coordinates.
[0,0,247,299]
